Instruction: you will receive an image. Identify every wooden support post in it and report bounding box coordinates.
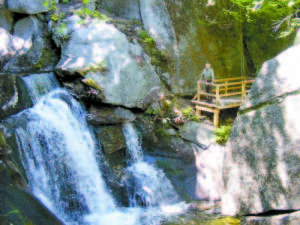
[241,81,245,102]
[225,81,228,96]
[216,85,223,106]
[197,82,200,101]
[214,109,220,127]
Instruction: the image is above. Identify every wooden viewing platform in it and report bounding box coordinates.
[191,77,254,127]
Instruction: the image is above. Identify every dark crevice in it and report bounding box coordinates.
[243,36,257,76]
[11,13,28,34]
[239,89,300,115]
[244,209,300,217]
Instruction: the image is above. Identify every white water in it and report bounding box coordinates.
[16,89,137,225]
[122,123,183,208]
[21,72,59,103]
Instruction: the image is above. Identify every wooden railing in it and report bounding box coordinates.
[194,77,254,106]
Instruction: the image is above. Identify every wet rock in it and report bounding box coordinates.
[87,105,136,125]
[222,45,300,216]
[0,74,32,120]
[95,125,126,154]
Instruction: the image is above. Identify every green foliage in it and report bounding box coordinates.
[82,0,89,4]
[145,108,161,116]
[75,8,108,21]
[62,0,69,4]
[228,0,300,37]
[214,125,232,145]
[181,106,201,122]
[50,12,66,22]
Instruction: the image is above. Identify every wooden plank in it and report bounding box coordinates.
[219,92,243,97]
[213,77,246,83]
[196,105,217,113]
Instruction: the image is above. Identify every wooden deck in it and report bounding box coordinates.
[191,77,254,127]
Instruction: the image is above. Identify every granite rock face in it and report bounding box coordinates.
[222,45,300,216]
[55,16,161,108]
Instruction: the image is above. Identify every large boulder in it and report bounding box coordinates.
[4,16,58,71]
[222,45,300,216]
[7,0,56,14]
[55,16,162,108]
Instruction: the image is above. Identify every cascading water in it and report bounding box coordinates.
[122,123,182,208]
[21,72,59,104]
[15,89,137,225]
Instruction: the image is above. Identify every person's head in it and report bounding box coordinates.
[205,63,211,69]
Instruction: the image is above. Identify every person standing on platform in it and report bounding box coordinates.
[200,63,215,103]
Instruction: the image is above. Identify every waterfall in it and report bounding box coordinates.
[21,72,59,103]
[122,123,182,208]
[122,122,144,162]
[15,89,136,225]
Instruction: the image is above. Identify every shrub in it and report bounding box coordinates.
[214,125,232,145]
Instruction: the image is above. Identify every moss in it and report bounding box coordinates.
[0,131,8,149]
[82,78,102,92]
[78,62,107,76]
[137,30,174,74]
[33,48,57,70]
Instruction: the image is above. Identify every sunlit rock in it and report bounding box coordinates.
[222,45,300,216]
[56,18,161,108]
[8,0,57,14]
[4,16,58,71]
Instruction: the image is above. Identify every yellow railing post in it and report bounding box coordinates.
[225,81,228,96]
[242,81,245,102]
